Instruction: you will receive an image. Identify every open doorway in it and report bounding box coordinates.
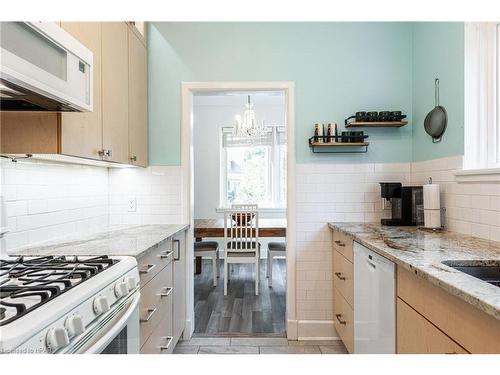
[192,90,287,336]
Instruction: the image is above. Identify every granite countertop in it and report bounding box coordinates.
[9,224,190,259]
[329,222,500,320]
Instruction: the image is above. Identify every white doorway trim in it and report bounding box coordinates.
[180,81,297,339]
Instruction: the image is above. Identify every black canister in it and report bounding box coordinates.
[355,111,367,122]
[379,111,391,122]
[366,111,379,122]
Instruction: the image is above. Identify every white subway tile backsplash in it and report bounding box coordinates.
[294,162,411,320]
[410,155,500,242]
[108,166,183,226]
[1,159,109,254]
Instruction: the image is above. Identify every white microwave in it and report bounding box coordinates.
[0,22,93,112]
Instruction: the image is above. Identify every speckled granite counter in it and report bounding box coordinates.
[9,224,189,259]
[328,222,500,320]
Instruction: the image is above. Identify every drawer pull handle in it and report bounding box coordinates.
[159,250,174,259]
[335,314,347,325]
[334,272,346,281]
[334,240,346,247]
[139,264,156,274]
[140,308,157,322]
[173,239,181,261]
[160,286,173,297]
[159,336,174,351]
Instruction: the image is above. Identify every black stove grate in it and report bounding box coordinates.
[0,255,118,326]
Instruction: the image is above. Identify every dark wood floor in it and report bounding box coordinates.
[194,258,286,336]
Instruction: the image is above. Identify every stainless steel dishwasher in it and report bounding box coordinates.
[354,241,396,354]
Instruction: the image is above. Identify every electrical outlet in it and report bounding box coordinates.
[127,197,137,212]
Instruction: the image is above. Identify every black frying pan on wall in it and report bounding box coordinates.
[424,78,448,143]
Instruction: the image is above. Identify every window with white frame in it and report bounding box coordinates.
[220,126,286,208]
[464,22,500,170]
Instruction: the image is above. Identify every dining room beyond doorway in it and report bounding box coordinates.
[192,90,287,336]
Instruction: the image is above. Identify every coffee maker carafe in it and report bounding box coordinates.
[380,182,423,226]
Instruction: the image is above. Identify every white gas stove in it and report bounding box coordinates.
[0,255,140,354]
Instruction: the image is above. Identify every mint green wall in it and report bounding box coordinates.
[148,22,413,165]
[411,23,464,161]
[148,25,194,165]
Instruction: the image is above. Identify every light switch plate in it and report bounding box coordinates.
[127,197,137,212]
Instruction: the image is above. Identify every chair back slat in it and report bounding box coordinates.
[224,207,259,253]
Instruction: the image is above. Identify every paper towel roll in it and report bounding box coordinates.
[423,184,440,210]
[424,209,441,229]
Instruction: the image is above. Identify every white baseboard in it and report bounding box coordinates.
[287,319,298,340]
[183,318,194,340]
[296,320,339,340]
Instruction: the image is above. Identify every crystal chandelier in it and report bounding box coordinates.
[233,95,267,138]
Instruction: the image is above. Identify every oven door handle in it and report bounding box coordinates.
[65,291,140,354]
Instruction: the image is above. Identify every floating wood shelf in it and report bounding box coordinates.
[345,121,408,128]
[310,142,369,147]
[308,139,369,154]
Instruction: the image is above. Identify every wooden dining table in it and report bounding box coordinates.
[193,218,287,274]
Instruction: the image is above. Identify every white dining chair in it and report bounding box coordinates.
[266,242,286,287]
[194,241,219,287]
[223,207,260,296]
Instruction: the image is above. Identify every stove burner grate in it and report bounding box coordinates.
[0,255,118,326]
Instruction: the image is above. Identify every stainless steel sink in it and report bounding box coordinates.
[442,260,500,288]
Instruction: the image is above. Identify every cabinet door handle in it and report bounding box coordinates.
[335,314,347,325]
[173,239,181,261]
[160,286,173,297]
[139,263,156,274]
[334,272,346,281]
[159,336,174,351]
[159,250,174,259]
[140,308,157,322]
[130,155,137,162]
[334,240,346,247]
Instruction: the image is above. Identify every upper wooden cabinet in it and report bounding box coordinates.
[102,22,129,164]
[60,22,103,160]
[0,22,148,167]
[128,26,148,167]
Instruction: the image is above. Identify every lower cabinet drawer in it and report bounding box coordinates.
[397,266,500,353]
[333,288,354,353]
[332,230,353,262]
[139,262,173,347]
[140,294,174,354]
[397,298,468,354]
[138,239,174,286]
[333,249,353,308]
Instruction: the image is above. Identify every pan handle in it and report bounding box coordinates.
[435,78,440,106]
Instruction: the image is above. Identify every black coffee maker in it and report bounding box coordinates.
[380,182,423,226]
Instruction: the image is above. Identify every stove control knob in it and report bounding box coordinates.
[46,327,70,352]
[114,281,129,298]
[93,295,110,315]
[125,276,138,291]
[65,315,85,337]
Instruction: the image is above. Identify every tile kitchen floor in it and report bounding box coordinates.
[173,337,348,354]
[194,258,286,335]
